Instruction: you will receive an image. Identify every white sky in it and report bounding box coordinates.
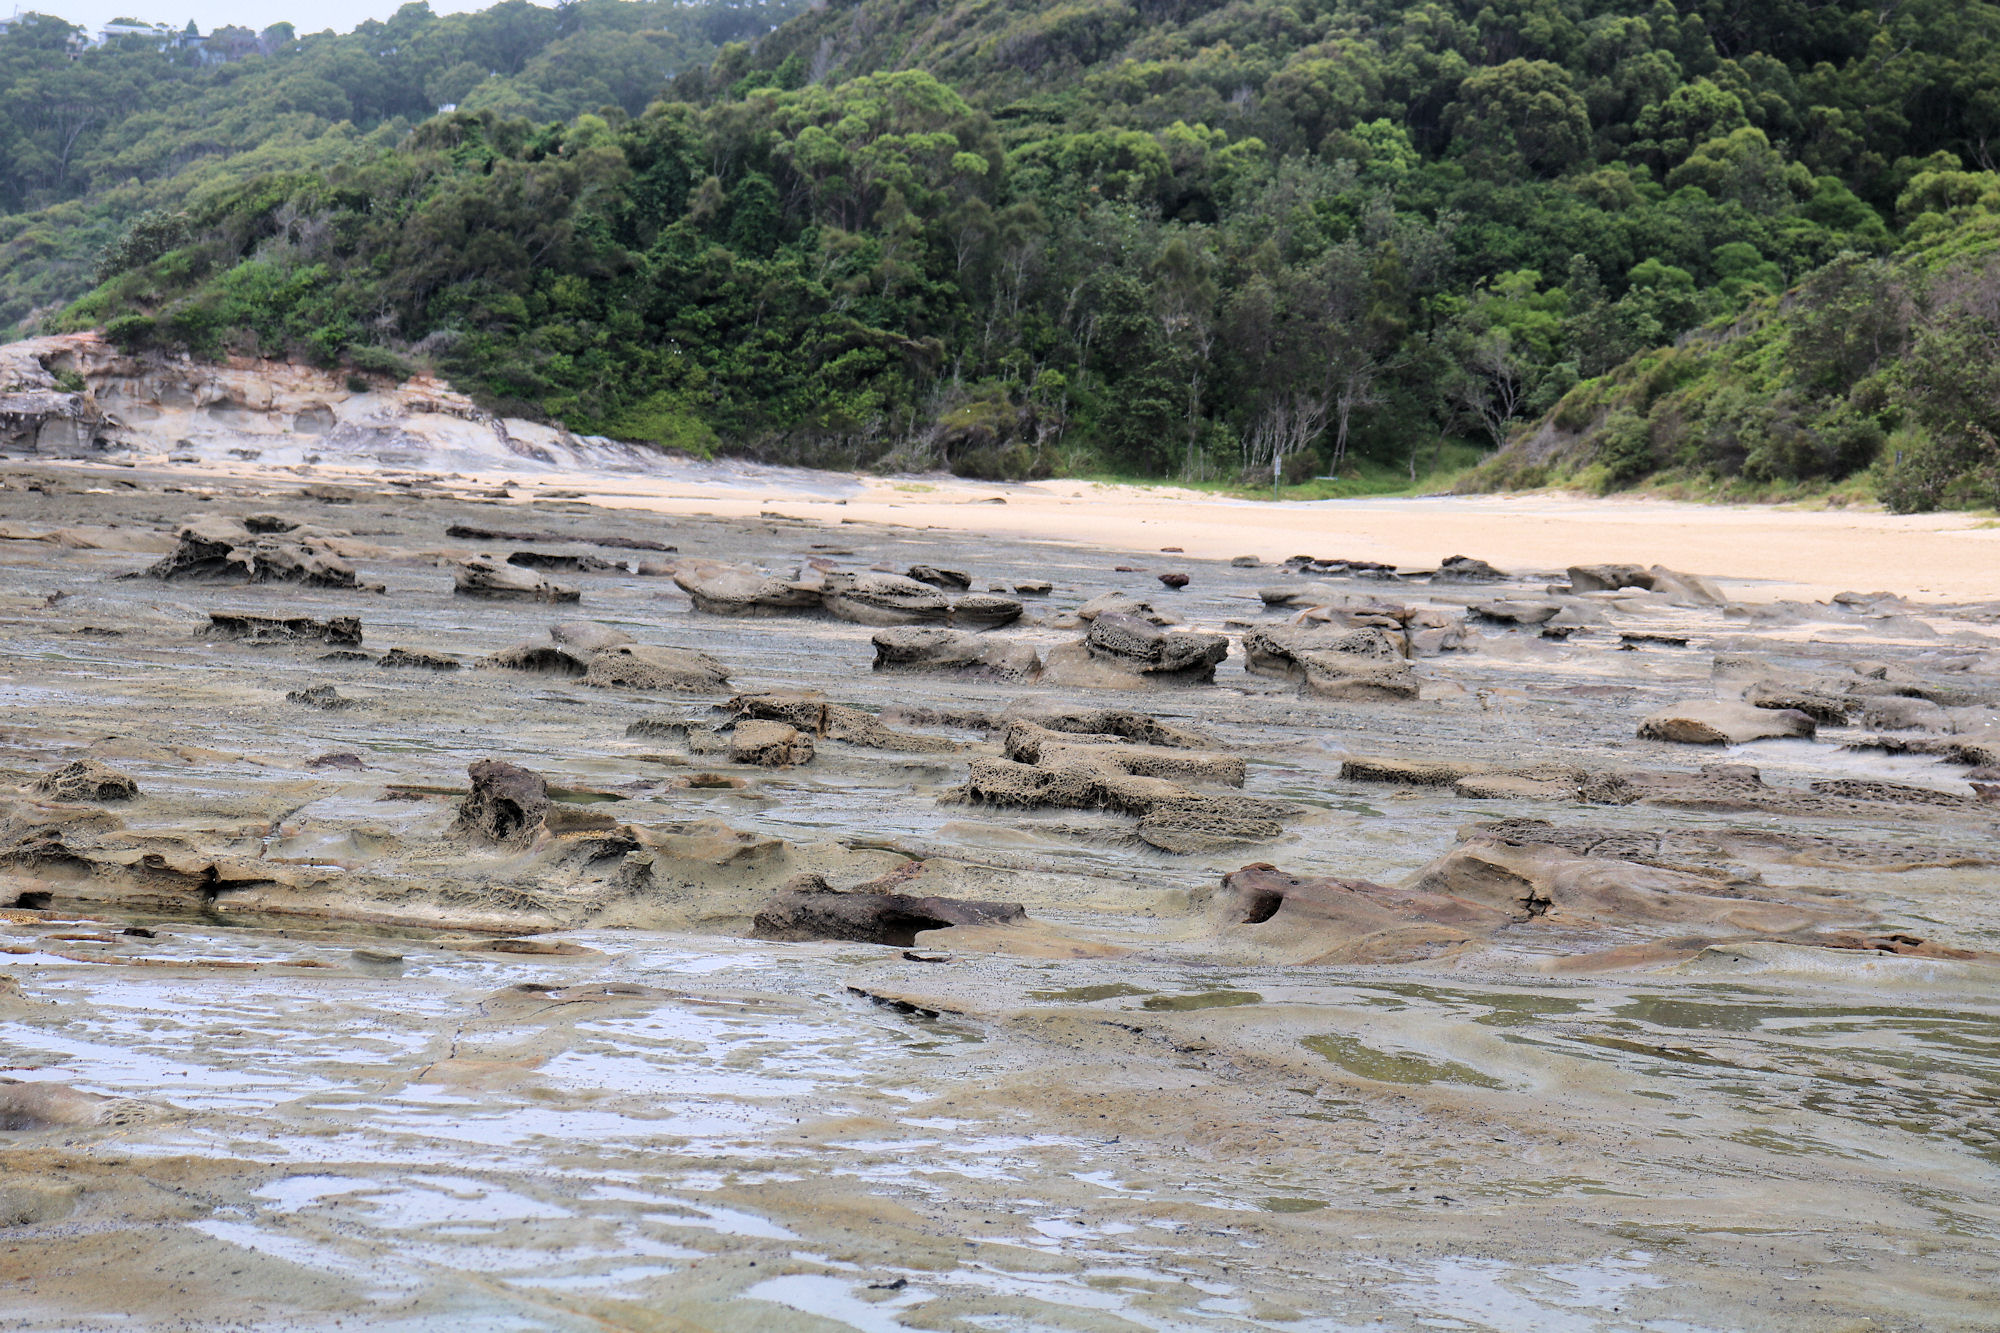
[18,0,489,36]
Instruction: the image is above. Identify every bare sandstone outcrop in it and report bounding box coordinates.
[147,517,359,588]
[452,557,579,603]
[872,627,1041,679]
[1639,699,1816,745]
[30,759,139,803]
[1083,614,1228,683]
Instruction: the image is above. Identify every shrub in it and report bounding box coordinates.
[1879,425,2000,513]
[103,313,156,351]
[1595,409,1654,487]
[347,345,415,380]
[94,211,193,285]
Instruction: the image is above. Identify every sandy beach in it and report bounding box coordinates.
[153,450,2000,605]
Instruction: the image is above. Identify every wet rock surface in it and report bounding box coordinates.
[2,460,1998,1330]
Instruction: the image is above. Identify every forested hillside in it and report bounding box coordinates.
[37,0,2000,505]
[0,0,805,328]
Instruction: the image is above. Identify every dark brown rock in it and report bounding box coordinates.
[506,551,620,573]
[906,565,972,589]
[751,873,1025,945]
[454,760,550,845]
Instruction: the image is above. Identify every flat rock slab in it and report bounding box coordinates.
[583,644,731,693]
[872,627,1041,680]
[1639,699,1817,745]
[452,557,579,603]
[1470,600,1561,626]
[673,559,820,615]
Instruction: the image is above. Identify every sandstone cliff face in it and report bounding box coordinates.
[0,332,658,473]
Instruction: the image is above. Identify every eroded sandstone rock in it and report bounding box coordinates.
[454,760,550,845]
[950,593,1025,629]
[1001,722,1245,785]
[728,690,961,753]
[730,720,814,767]
[751,872,1024,946]
[452,557,579,603]
[202,613,362,646]
[952,742,1291,853]
[31,759,138,803]
[906,565,971,589]
[1470,599,1561,626]
[583,644,731,693]
[821,570,951,625]
[1242,624,1417,699]
[484,643,590,676]
[549,621,635,653]
[0,1079,155,1131]
[872,628,1041,679]
[1433,554,1507,582]
[673,559,820,615]
[506,551,619,573]
[1009,706,1214,749]
[378,648,459,671]
[1639,699,1816,745]
[1741,681,1852,724]
[1076,592,1172,624]
[1568,562,1723,605]
[1084,614,1228,683]
[1860,696,1953,733]
[146,517,358,588]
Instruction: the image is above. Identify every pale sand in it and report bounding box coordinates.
[154,452,2000,603]
[530,471,2000,605]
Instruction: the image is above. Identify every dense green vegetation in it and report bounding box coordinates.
[32,0,2000,505]
[1475,190,2000,511]
[0,0,805,328]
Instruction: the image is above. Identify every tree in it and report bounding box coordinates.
[1447,59,1592,178]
